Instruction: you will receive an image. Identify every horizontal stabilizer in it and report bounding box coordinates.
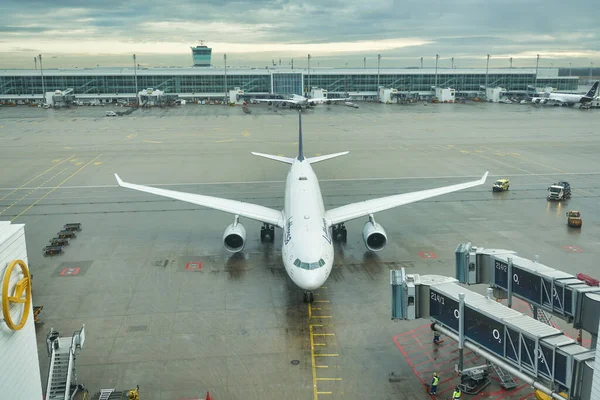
[306,151,349,164]
[251,152,295,164]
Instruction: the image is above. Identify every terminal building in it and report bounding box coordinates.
[0,66,580,104]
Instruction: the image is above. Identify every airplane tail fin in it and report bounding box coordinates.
[298,110,304,161]
[306,151,349,164]
[585,81,599,98]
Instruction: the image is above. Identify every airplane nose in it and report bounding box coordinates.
[300,271,326,291]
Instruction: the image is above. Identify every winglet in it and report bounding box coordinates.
[114,173,124,186]
[297,110,304,161]
[480,171,489,184]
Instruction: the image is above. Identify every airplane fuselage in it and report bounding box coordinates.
[281,159,333,291]
[548,93,592,104]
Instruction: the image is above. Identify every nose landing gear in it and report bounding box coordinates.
[332,223,347,242]
[260,223,275,243]
[303,291,314,303]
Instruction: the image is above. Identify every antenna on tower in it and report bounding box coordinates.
[199,40,205,46]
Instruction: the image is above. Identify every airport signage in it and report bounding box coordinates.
[464,306,505,356]
[429,289,459,331]
[1,260,32,331]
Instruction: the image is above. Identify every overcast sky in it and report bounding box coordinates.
[1,0,599,69]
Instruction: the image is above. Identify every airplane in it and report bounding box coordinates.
[532,81,598,106]
[251,93,350,109]
[114,112,488,303]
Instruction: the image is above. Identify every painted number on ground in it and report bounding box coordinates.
[60,267,80,276]
[185,262,203,271]
[419,251,438,259]
[563,246,583,253]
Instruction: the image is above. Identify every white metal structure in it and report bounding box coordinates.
[0,222,43,399]
[115,113,488,302]
[45,325,85,400]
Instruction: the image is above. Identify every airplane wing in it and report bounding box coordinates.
[114,174,284,228]
[307,98,349,104]
[253,98,300,104]
[325,172,488,226]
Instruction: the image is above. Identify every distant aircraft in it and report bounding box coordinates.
[115,112,488,303]
[532,81,598,106]
[251,94,350,109]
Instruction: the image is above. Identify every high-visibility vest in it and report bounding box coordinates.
[452,389,461,398]
[432,376,439,386]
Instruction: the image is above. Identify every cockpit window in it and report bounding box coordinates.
[294,258,327,270]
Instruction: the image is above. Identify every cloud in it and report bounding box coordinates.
[0,0,598,68]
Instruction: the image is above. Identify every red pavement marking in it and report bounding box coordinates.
[394,327,531,399]
[185,262,203,270]
[562,245,583,252]
[419,251,438,259]
[60,267,80,276]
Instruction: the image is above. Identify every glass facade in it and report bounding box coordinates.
[272,73,303,96]
[0,70,578,97]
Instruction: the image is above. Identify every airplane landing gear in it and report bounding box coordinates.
[303,291,314,303]
[332,223,347,242]
[260,223,275,243]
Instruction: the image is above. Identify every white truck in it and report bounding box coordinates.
[547,181,571,201]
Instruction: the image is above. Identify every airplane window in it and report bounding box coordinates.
[318,259,325,267]
[310,263,319,270]
[294,259,301,267]
[300,262,310,270]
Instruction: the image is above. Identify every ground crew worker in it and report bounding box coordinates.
[433,332,440,344]
[429,372,439,395]
[452,386,462,399]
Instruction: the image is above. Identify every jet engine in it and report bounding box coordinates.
[223,216,246,253]
[267,101,272,105]
[362,215,387,252]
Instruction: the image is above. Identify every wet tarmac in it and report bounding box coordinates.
[0,101,599,400]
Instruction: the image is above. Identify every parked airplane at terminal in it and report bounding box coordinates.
[251,93,350,108]
[115,113,488,303]
[532,81,598,105]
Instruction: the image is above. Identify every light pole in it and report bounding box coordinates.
[34,57,37,70]
[377,54,381,90]
[569,62,572,77]
[39,54,45,103]
[510,57,513,70]
[434,54,439,88]
[133,54,138,105]
[363,57,366,69]
[590,62,593,83]
[291,58,294,70]
[307,54,311,97]
[224,54,228,103]
[420,57,423,69]
[535,54,540,87]
[485,54,490,91]
[451,57,454,69]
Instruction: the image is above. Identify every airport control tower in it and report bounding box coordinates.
[191,41,212,67]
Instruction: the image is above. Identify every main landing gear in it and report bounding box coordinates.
[260,223,275,243]
[332,223,347,242]
[304,291,314,303]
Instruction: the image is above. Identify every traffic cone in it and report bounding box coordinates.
[576,331,582,345]
[206,391,213,400]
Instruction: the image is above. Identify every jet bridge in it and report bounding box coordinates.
[454,242,600,337]
[391,270,595,399]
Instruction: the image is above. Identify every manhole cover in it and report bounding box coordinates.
[291,360,300,365]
